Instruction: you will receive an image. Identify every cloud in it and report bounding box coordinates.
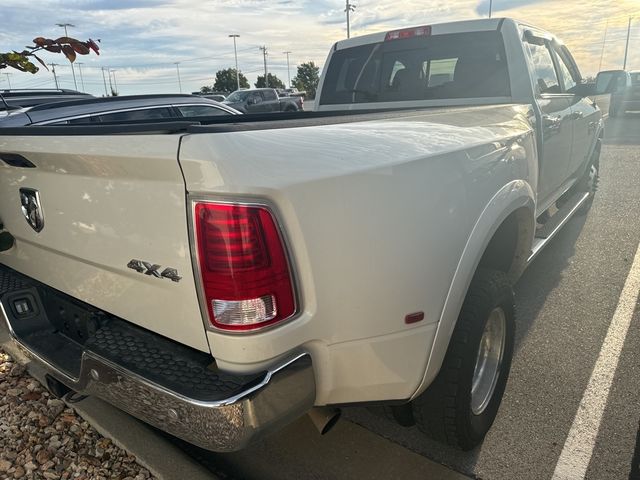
[2,0,639,94]
[475,0,546,16]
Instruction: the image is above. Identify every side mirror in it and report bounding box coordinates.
[570,71,626,98]
[594,70,627,95]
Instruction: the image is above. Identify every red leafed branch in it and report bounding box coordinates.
[0,36,100,74]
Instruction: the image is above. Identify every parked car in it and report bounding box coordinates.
[202,94,226,102]
[276,88,306,98]
[0,89,93,112]
[0,18,613,453]
[0,94,241,126]
[223,88,303,113]
[605,70,640,117]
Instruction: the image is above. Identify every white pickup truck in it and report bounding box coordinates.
[0,18,613,451]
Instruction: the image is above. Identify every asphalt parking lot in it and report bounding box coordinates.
[182,113,640,480]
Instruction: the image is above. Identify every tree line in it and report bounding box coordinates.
[200,61,320,98]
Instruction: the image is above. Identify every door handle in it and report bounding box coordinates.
[0,153,36,168]
[543,115,562,133]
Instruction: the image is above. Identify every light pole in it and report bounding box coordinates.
[283,51,292,88]
[110,69,118,95]
[174,62,182,93]
[107,67,114,94]
[100,67,108,96]
[229,34,240,91]
[56,23,78,90]
[49,64,60,89]
[76,62,85,92]
[260,46,268,87]
[623,17,633,70]
[489,0,493,18]
[598,20,609,72]
[345,1,356,38]
[2,73,11,89]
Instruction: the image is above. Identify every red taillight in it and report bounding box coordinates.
[385,25,432,41]
[195,202,296,331]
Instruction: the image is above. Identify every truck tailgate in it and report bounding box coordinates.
[0,134,209,352]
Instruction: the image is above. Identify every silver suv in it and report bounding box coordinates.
[0,94,241,126]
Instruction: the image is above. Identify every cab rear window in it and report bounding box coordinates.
[319,31,510,105]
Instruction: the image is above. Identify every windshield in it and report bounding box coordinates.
[319,31,510,105]
[225,91,250,102]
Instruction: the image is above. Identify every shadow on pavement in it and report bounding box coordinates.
[603,112,640,145]
[513,213,587,352]
[167,415,470,480]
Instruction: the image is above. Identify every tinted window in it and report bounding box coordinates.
[526,42,560,94]
[96,107,174,123]
[66,116,101,125]
[249,93,262,104]
[176,105,230,117]
[320,31,510,105]
[226,91,250,102]
[262,90,277,101]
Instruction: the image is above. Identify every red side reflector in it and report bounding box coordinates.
[385,25,432,42]
[195,202,296,331]
[405,312,425,324]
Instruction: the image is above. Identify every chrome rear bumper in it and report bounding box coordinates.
[0,266,315,452]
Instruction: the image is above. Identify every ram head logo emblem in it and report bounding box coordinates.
[19,188,44,233]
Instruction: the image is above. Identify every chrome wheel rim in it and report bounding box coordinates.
[471,307,506,416]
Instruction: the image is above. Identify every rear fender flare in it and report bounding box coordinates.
[411,179,535,399]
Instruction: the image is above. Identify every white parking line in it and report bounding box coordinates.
[552,241,640,480]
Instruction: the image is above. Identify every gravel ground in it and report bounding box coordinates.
[0,348,157,480]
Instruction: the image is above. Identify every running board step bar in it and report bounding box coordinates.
[528,191,590,263]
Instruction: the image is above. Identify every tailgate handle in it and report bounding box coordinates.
[0,153,36,168]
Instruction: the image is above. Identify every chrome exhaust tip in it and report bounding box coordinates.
[308,406,341,435]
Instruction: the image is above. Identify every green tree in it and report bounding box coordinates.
[208,68,249,93]
[255,73,285,89]
[292,61,320,99]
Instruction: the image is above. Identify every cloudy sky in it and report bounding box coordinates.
[1,0,639,95]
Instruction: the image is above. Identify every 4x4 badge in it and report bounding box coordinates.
[127,259,182,283]
[19,188,44,233]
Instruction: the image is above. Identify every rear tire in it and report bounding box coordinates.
[576,141,601,215]
[412,269,515,451]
